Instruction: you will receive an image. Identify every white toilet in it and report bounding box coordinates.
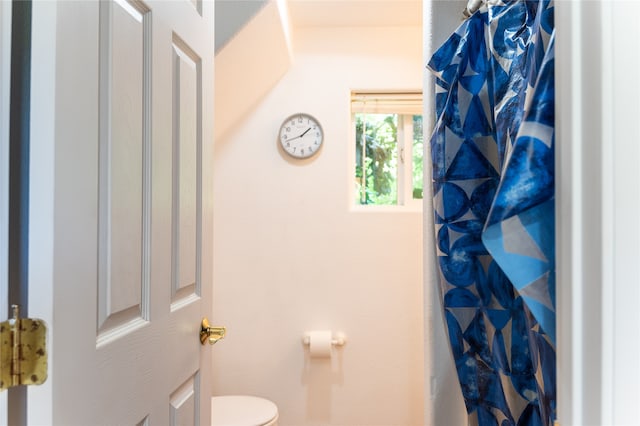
[211,395,279,426]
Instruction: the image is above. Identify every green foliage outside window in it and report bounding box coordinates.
[355,114,398,205]
[412,115,424,200]
[355,113,423,205]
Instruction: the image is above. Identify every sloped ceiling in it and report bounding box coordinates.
[215,1,293,140]
[214,0,423,52]
[215,0,267,53]
[215,0,423,140]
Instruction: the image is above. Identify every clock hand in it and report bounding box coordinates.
[286,128,312,142]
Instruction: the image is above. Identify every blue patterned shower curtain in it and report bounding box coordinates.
[427,1,555,425]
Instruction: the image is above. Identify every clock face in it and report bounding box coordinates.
[278,113,323,159]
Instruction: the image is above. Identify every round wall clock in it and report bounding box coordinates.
[278,113,323,159]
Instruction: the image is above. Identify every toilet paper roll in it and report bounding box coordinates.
[308,331,332,358]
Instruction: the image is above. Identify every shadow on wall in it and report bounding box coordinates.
[214,1,293,142]
[301,348,345,422]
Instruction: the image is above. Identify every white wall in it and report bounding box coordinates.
[212,25,424,425]
[423,2,467,426]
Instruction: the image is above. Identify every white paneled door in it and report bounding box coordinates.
[27,1,215,424]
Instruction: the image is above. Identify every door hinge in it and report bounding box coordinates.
[0,305,48,390]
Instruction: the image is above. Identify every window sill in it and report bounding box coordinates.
[350,203,423,213]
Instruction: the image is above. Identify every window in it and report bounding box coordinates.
[352,92,423,207]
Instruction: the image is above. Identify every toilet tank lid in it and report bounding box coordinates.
[211,395,278,426]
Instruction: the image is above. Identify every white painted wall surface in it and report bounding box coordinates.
[423,1,467,425]
[212,25,424,426]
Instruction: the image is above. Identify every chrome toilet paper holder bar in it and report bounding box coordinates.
[302,331,347,346]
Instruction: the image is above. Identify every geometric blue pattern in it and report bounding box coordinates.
[427,1,555,424]
[483,35,555,346]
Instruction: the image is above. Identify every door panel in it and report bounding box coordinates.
[97,0,151,339]
[169,373,200,426]
[171,35,200,305]
[27,1,214,424]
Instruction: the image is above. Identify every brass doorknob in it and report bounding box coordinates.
[200,318,226,345]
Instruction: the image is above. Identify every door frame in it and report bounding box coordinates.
[0,0,11,323]
[5,0,33,424]
[556,1,640,425]
[25,1,67,423]
[0,1,8,420]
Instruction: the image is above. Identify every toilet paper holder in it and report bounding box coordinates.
[302,331,347,347]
